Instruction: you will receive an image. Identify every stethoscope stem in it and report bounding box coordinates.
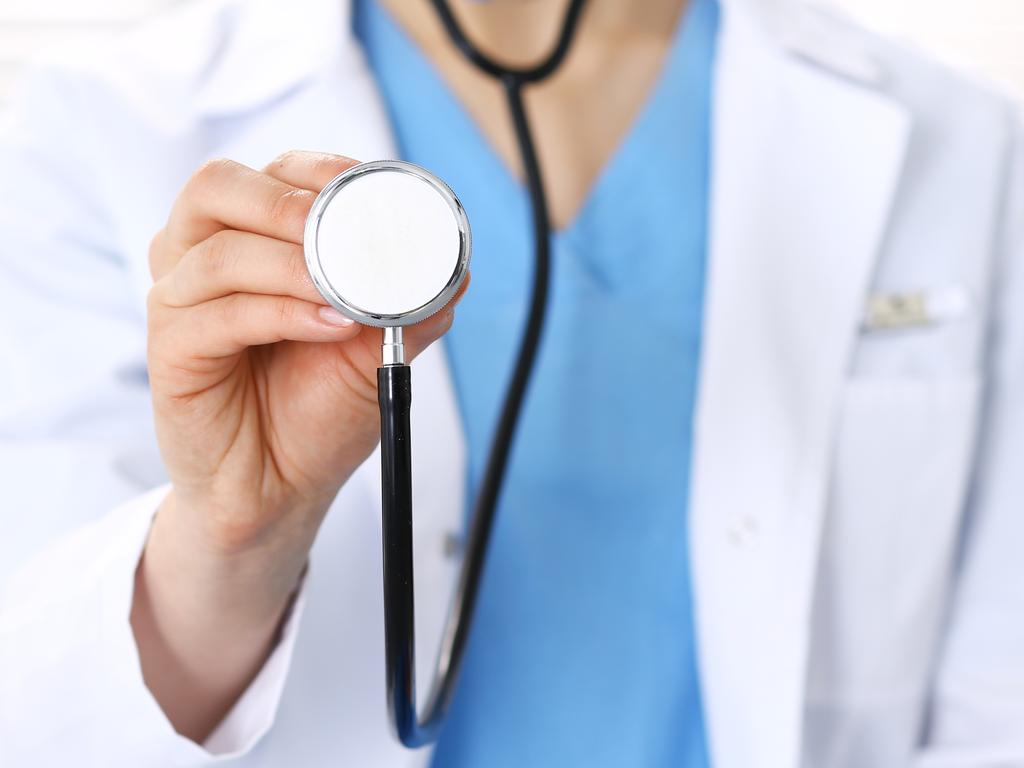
[377,0,589,748]
[382,326,405,365]
[377,360,417,738]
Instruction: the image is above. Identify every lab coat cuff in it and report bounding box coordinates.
[95,484,308,761]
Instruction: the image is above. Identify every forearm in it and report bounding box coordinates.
[130,492,309,743]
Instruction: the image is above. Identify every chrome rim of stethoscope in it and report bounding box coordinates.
[303,159,472,328]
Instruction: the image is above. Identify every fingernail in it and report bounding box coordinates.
[319,306,355,327]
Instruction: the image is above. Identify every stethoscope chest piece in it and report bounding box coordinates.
[304,159,471,330]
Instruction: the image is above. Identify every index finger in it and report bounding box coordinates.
[166,158,316,257]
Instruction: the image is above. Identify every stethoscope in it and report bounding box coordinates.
[303,0,589,748]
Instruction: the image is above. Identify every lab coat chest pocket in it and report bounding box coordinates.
[806,375,982,730]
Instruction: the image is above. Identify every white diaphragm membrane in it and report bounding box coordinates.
[304,161,471,327]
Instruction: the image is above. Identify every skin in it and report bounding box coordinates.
[380,0,689,229]
[133,0,686,744]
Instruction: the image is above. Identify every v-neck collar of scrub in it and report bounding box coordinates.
[361,0,716,241]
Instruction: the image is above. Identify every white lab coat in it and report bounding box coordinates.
[0,0,1022,765]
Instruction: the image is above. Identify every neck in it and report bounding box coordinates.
[401,0,687,69]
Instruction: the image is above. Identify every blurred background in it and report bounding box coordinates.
[1,0,1023,110]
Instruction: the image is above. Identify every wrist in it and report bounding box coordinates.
[131,491,309,742]
[145,491,310,630]
[167,477,337,556]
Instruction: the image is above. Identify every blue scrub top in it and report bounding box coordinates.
[353,1,718,765]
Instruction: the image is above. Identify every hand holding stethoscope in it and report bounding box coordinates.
[140,151,466,742]
[141,0,587,747]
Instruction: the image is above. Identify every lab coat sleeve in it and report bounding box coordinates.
[0,63,305,763]
[0,60,163,584]
[912,119,1024,765]
[0,485,307,766]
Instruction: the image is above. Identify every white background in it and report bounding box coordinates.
[1,0,1023,107]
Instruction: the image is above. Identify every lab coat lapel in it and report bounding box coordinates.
[691,3,910,767]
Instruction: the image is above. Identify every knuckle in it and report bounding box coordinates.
[274,297,298,326]
[214,294,243,328]
[270,149,304,171]
[180,158,236,211]
[200,230,237,278]
[148,228,166,259]
[145,285,163,320]
[191,157,236,187]
[147,229,166,278]
[311,152,349,181]
[145,284,174,339]
[286,244,312,288]
[266,187,311,230]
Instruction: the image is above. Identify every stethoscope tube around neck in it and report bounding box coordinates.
[377,0,589,748]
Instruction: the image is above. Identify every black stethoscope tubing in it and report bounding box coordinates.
[375,0,590,748]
